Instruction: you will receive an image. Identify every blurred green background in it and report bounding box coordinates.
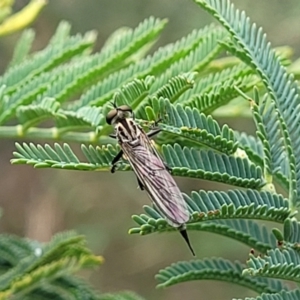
[0,1,300,299]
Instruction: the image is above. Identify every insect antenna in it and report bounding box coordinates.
[109,94,118,109]
[110,100,117,109]
[179,227,195,256]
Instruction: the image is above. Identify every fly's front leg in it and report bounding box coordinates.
[111,150,123,173]
[147,117,162,138]
[147,127,161,138]
[147,119,173,173]
[112,151,145,189]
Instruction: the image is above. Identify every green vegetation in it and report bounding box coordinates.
[1,0,300,299]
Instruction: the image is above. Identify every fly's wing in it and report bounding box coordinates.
[121,142,189,227]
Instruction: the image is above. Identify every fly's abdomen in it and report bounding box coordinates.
[126,144,189,227]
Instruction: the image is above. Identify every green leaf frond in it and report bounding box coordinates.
[11,142,127,171]
[56,106,103,131]
[16,97,61,130]
[244,89,288,184]
[16,98,103,133]
[155,258,286,293]
[99,291,146,300]
[0,231,102,299]
[178,60,234,93]
[48,21,73,46]
[129,189,290,235]
[183,189,290,222]
[142,97,238,154]
[99,16,167,62]
[196,219,277,253]
[0,17,166,125]
[150,25,227,87]
[235,132,289,191]
[74,75,154,132]
[131,73,196,119]
[72,62,149,109]
[235,132,264,165]
[131,218,276,254]
[110,76,155,113]
[32,231,93,268]
[244,248,300,283]
[179,62,251,97]
[23,276,101,300]
[143,23,225,76]
[8,28,35,68]
[260,102,289,183]
[72,24,226,111]
[0,256,100,299]
[39,52,139,106]
[40,18,167,105]
[0,234,33,269]
[73,76,154,135]
[149,73,196,106]
[194,0,300,207]
[191,76,257,114]
[182,71,259,114]
[0,73,51,124]
[1,29,96,94]
[162,144,264,188]
[280,218,300,246]
[12,140,263,188]
[234,290,300,300]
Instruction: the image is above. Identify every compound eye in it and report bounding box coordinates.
[118,105,132,113]
[106,109,117,125]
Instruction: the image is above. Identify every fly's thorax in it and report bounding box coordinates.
[115,117,141,144]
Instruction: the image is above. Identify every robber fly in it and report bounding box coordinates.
[106,103,195,256]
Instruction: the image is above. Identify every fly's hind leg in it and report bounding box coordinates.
[164,163,172,173]
[137,177,145,190]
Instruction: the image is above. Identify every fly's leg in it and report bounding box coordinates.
[108,132,123,173]
[147,127,161,138]
[164,163,172,173]
[112,150,145,189]
[147,117,162,138]
[147,118,173,173]
[137,177,145,190]
[111,150,123,173]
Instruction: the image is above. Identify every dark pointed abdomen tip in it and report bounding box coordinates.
[179,228,195,256]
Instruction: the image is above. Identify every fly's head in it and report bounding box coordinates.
[106,103,133,126]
